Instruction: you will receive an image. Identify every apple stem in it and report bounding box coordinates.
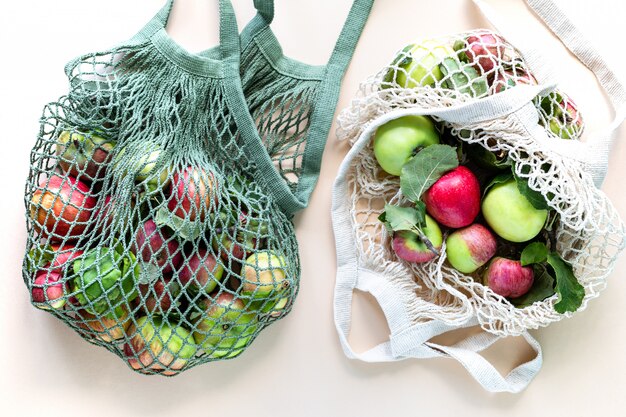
[413,226,440,256]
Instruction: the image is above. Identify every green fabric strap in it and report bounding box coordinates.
[295,0,374,207]
[253,0,274,24]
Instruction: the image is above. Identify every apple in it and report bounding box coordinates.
[483,257,534,298]
[168,166,219,221]
[241,251,292,313]
[49,244,84,271]
[76,306,130,342]
[212,230,257,262]
[423,166,481,228]
[115,146,171,195]
[482,179,548,242]
[56,129,116,181]
[459,33,505,73]
[124,316,197,375]
[70,244,139,317]
[178,248,225,294]
[31,269,66,309]
[394,40,456,87]
[137,278,181,314]
[445,224,497,273]
[539,91,584,139]
[192,293,258,358]
[492,68,537,94]
[132,219,182,274]
[95,195,135,233]
[373,115,440,176]
[29,175,97,240]
[392,214,443,263]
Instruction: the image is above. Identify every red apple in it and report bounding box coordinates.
[137,278,181,314]
[423,166,481,228]
[132,219,182,273]
[96,195,135,233]
[463,33,505,73]
[31,269,66,309]
[445,224,497,273]
[392,215,443,263]
[483,257,534,298]
[168,167,219,221]
[49,243,84,271]
[29,175,97,240]
[492,68,537,94]
[178,249,225,293]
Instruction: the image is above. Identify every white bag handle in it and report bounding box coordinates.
[473,0,626,186]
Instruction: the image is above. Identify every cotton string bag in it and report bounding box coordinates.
[332,0,625,393]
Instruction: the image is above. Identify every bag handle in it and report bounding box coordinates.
[130,0,240,63]
[331,129,542,393]
[294,0,375,209]
[253,0,274,24]
[473,0,626,173]
[332,264,543,393]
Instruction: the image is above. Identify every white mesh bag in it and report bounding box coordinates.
[332,0,626,393]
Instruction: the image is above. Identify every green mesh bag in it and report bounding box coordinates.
[22,0,373,376]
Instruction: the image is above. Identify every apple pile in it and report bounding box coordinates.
[383,30,584,140]
[375,115,585,313]
[25,125,295,375]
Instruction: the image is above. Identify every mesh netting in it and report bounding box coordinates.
[240,35,322,191]
[336,29,625,336]
[22,35,317,375]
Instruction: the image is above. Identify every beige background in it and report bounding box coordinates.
[1,0,626,415]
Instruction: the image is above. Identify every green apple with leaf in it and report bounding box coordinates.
[373,115,440,176]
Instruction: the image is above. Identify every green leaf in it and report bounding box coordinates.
[520,242,549,266]
[440,57,488,97]
[483,172,513,197]
[547,252,585,314]
[465,143,512,171]
[510,264,556,308]
[383,44,414,85]
[512,166,550,210]
[400,144,459,203]
[379,204,423,232]
[154,206,204,241]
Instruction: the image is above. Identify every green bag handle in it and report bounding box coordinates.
[123,0,373,216]
[248,0,375,211]
[253,0,274,24]
[130,0,240,64]
[296,0,374,207]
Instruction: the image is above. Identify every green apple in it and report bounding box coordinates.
[445,224,497,274]
[56,129,116,181]
[395,40,456,88]
[192,293,258,358]
[115,145,171,194]
[373,115,440,176]
[482,179,548,243]
[241,251,292,314]
[124,316,197,375]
